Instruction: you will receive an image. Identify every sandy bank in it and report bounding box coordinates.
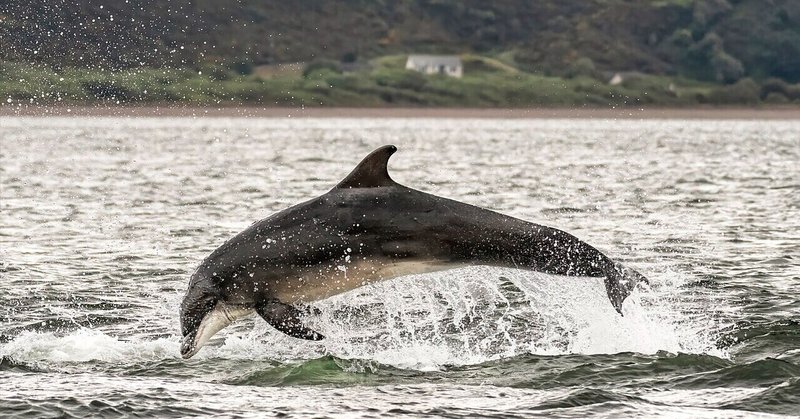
[1,106,798,119]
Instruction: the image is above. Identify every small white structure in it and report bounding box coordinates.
[405,55,462,78]
[609,71,646,86]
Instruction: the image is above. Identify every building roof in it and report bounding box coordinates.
[407,55,462,67]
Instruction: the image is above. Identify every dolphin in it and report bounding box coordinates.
[179,145,647,358]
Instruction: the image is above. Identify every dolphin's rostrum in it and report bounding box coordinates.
[179,145,648,358]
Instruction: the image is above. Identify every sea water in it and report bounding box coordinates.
[1,116,798,417]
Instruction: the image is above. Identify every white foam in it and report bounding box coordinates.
[310,266,728,368]
[0,329,177,365]
[1,267,726,369]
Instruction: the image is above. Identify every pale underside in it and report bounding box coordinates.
[186,259,464,357]
[274,259,462,304]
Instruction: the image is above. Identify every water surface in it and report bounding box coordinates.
[1,117,798,417]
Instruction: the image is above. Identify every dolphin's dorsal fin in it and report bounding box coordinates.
[335,145,398,188]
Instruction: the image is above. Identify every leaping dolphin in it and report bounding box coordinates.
[179,145,647,358]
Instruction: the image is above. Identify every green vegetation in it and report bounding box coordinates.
[1,0,798,107]
[3,57,797,107]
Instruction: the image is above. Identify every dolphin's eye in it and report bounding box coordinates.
[202,297,216,312]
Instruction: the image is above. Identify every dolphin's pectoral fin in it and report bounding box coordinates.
[255,299,325,341]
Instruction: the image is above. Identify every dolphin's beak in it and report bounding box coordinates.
[180,303,236,359]
[181,334,199,359]
[180,334,199,359]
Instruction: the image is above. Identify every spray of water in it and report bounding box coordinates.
[1,266,725,370]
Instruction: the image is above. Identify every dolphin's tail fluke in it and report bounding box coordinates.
[603,262,649,315]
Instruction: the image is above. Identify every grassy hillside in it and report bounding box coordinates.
[2,0,799,81]
[3,55,798,108]
[1,0,799,107]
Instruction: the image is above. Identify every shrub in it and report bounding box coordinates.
[303,60,341,78]
[710,49,743,83]
[232,61,254,76]
[667,28,693,48]
[760,77,789,99]
[786,84,800,101]
[373,69,427,91]
[763,92,789,104]
[707,78,760,104]
[761,78,800,101]
[566,57,598,79]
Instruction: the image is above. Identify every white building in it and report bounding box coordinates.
[405,55,463,78]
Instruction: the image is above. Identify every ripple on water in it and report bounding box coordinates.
[0,117,798,417]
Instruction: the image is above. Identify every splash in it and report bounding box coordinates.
[0,329,176,366]
[1,267,725,370]
[308,266,727,368]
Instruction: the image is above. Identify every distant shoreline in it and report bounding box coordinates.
[2,106,799,119]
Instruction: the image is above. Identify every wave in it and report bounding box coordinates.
[0,268,795,417]
[717,319,800,357]
[0,329,176,366]
[0,373,784,419]
[721,377,800,416]
[0,356,44,373]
